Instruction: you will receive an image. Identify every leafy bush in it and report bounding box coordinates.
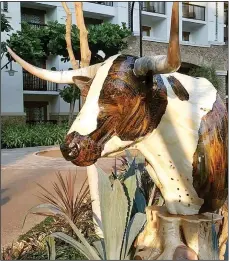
[1,14,13,33]
[1,14,13,57]
[1,123,69,149]
[1,217,87,260]
[7,21,131,65]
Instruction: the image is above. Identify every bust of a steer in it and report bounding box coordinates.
[8,3,228,216]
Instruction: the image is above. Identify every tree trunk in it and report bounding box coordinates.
[62,2,79,70]
[68,100,74,126]
[74,2,91,68]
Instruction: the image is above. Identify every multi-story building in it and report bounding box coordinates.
[1,2,228,124]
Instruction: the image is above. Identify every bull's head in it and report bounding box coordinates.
[7,3,180,167]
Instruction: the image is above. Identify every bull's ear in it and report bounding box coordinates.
[72,76,93,97]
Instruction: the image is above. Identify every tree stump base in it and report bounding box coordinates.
[134,206,223,260]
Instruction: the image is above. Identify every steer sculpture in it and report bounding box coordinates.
[7,3,228,256]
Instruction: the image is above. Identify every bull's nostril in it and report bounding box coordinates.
[60,143,68,152]
[60,143,79,161]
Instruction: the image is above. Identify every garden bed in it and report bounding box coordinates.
[1,217,88,260]
[1,123,69,149]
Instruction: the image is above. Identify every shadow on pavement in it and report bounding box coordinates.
[1,188,10,206]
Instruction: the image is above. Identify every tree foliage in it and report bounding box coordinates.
[59,84,81,125]
[5,19,131,123]
[1,14,13,32]
[1,14,13,58]
[59,85,80,104]
[188,65,221,91]
[6,21,131,65]
[7,22,46,65]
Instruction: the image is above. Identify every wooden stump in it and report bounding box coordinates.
[134,206,223,260]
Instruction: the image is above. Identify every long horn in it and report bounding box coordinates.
[134,2,180,76]
[6,46,102,84]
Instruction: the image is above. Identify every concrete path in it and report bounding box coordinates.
[1,146,118,248]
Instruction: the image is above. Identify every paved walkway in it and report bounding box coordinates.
[2,146,77,170]
[1,146,118,248]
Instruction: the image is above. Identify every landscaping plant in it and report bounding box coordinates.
[28,159,146,260]
[1,14,13,59]
[112,152,163,208]
[1,123,69,148]
[5,21,131,65]
[34,171,94,238]
[1,217,87,260]
[188,64,222,91]
[59,84,81,125]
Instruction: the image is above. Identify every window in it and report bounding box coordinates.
[92,2,113,6]
[21,7,46,24]
[182,3,205,21]
[182,31,190,41]
[24,101,48,122]
[142,26,151,37]
[3,2,8,12]
[84,17,103,27]
[142,2,165,14]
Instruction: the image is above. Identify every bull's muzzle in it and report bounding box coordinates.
[60,143,79,161]
[60,131,103,167]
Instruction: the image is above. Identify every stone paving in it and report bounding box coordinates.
[1,146,76,170]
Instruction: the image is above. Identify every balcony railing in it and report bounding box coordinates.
[142,2,165,15]
[23,71,58,91]
[27,22,47,29]
[224,10,228,25]
[182,3,205,21]
[89,2,113,6]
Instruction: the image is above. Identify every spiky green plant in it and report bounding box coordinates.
[28,160,146,260]
[111,151,163,209]
[24,171,93,238]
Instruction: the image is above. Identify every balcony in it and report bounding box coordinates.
[23,71,58,92]
[27,22,47,29]
[182,3,205,21]
[142,2,165,15]
[84,2,115,18]
[89,2,113,7]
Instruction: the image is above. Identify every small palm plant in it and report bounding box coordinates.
[28,158,147,260]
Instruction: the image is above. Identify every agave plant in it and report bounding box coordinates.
[28,159,146,260]
[112,151,163,209]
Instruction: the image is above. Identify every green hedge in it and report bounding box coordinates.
[2,123,69,149]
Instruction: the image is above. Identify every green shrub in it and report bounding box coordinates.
[1,123,69,149]
[187,65,221,91]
